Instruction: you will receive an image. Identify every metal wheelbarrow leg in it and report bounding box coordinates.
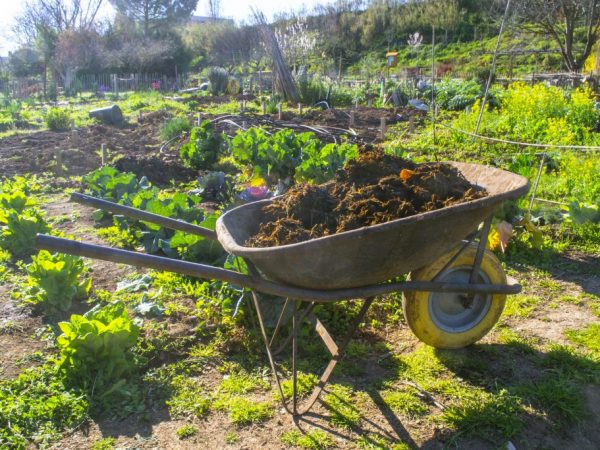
[250,286,374,416]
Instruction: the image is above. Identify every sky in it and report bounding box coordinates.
[0,0,329,56]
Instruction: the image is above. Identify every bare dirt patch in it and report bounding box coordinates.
[0,111,194,186]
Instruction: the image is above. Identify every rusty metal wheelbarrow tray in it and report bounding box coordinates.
[217,162,529,290]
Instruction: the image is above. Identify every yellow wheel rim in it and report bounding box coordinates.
[403,243,506,349]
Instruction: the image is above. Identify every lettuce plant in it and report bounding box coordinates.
[23,250,91,313]
[57,301,140,398]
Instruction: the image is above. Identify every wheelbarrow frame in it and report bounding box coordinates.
[36,193,519,417]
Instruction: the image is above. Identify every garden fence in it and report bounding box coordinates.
[1,72,192,99]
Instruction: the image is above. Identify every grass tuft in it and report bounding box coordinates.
[516,377,587,427]
[92,437,116,450]
[322,384,363,429]
[381,387,429,418]
[440,388,524,440]
[503,295,541,318]
[281,429,333,449]
[226,397,273,425]
[176,424,197,439]
[566,323,600,356]
[279,371,318,400]
[166,375,212,418]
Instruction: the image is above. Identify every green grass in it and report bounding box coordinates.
[496,328,538,353]
[356,434,412,449]
[0,365,89,448]
[400,339,596,441]
[566,323,600,356]
[160,116,192,141]
[381,388,429,419]
[322,384,363,429]
[549,294,585,308]
[440,388,524,441]
[503,294,541,318]
[356,434,411,450]
[516,377,587,427]
[219,370,269,395]
[538,344,600,384]
[92,437,116,450]
[165,375,212,418]
[279,371,319,400]
[225,397,273,425]
[224,431,240,444]
[176,424,197,439]
[281,429,334,449]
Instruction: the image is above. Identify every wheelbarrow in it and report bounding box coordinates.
[36,162,529,416]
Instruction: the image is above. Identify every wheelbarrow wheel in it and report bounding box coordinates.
[402,243,506,349]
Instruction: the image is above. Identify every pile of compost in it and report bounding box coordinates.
[246,150,487,247]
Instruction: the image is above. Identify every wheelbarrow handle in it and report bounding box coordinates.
[36,235,521,303]
[34,234,343,301]
[70,192,218,241]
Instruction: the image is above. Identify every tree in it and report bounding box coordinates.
[14,0,105,41]
[13,0,106,97]
[274,16,317,71]
[515,0,600,72]
[109,0,199,35]
[54,29,106,91]
[207,0,220,19]
[8,48,45,77]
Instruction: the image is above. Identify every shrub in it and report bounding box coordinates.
[45,108,70,131]
[160,116,192,141]
[207,67,230,95]
[23,250,91,314]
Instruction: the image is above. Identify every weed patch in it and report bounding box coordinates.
[381,387,429,418]
[281,429,333,449]
[566,323,600,356]
[323,384,364,429]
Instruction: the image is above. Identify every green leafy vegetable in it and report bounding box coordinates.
[57,301,140,402]
[23,250,91,313]
[180,120,225,170]
[84,166,148,202]
[0,209,52,258]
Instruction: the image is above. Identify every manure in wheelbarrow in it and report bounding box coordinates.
[246,150,487,247]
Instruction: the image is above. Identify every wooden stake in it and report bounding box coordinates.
[278,103,282,120]
[55,148,63,176]
[101,144,107,166]
[298,103,302,115]
[242,121,247,129]
[262,100,267,115]
[409,115,415,133]
[380,117,387,139]
[70,121,77,146]
[197,113,202,126]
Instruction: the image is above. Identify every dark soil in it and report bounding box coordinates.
[0,111,195,186]
[247,150,487,247]
[302,106,425,128]
[114,155,198,186]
